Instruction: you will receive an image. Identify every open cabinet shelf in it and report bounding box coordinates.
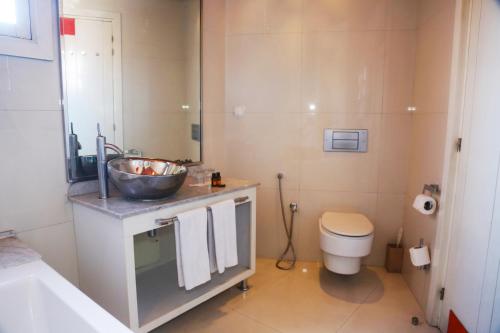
[134,202,253,330]
[136,261,249,326]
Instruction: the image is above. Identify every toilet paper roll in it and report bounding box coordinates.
[412,194,437,215]
[409,246,431,267]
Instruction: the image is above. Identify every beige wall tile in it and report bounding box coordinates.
[17,222,79,286]
[226,0,302,34]
[299,113,381,192]
[406,113,448,197]
[203,29,225,114]
[226,33,301,114]
[122,58,187,114]
[377,114,412,194]
[256,187,300,259]
[223,113,301,189]
[417,0,455,28]
[203,113,227,171]
[368,194,406,266]
[413,4,454,114]
[303,0,387,32]
[202,2,226,169]
[383,31,417,114]
[0,54,61,111]
[203,0,226,32]
[0,111,72,232]
[124,112,189,159]
[386,0,418,30]
[301,31,385,114]
[265,0,303,33]
[226,0,267,34]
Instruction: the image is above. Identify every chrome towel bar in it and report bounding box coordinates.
[0,230,16,240]
[155,196,250,227]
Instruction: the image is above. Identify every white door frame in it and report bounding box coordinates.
[427,0,500,330]
[424,0,474,325]
[60,8,123,151]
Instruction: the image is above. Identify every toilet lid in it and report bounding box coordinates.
[321,212,374,237]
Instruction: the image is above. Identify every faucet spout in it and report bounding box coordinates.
[104,143,124,155]
[96,124,123,199]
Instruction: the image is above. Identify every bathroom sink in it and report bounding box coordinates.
[107,157,188,200]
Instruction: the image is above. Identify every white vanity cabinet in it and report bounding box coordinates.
[70,180,257,333]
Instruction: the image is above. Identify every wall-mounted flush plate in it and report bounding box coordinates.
[323,129,368,153]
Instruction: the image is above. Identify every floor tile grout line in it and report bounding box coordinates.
[334,302,364,333]
[227,266,317,333]
[335,273,386,332]
[226,270,292,311]
[231,308,286,333]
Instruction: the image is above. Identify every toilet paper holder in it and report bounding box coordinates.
[422,184,440,195]
[416,238,430,271]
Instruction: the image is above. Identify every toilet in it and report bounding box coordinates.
[319,212,374,275]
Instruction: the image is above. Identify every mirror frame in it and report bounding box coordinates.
[57,0,204,183]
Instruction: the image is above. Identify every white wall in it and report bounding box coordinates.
[0,0,78,284]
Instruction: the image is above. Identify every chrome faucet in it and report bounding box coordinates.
[96,124,124,199]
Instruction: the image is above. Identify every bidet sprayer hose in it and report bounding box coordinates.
[275,173,297,270]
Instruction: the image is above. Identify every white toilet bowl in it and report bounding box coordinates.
[319,212,374,275]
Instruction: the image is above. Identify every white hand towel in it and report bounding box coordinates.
[210,200,238,274]
[207,213,218,273]
[174,208,211,290]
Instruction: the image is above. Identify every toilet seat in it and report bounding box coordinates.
[321,212,374,237]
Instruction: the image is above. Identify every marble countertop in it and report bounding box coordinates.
[68,177,259,219]
[0,237,41,269]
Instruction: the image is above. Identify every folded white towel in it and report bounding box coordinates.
[175,208,211,290]
[210,200,238,274]
[207,213,218,273]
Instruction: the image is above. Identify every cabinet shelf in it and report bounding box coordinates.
[135,201,253,331]
[136,261,249,327]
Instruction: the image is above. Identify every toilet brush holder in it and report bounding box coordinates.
[385,243,403,273]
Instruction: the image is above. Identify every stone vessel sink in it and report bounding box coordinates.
[107,158,188,200]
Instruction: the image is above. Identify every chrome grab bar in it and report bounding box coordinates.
[154,196,250,227]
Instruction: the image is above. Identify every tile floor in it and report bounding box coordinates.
[153,259,440,333]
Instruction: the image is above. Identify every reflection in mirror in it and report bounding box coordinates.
[60,0,201,182]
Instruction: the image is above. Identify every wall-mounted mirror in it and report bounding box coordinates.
[59,0,201,182]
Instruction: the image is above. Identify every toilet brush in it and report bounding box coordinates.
[396,227,403,248]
